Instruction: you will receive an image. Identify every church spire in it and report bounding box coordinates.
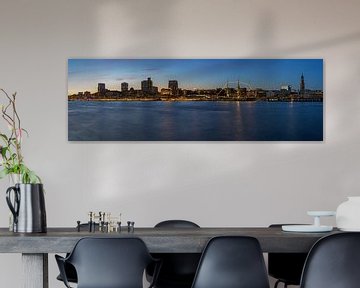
[300,73,305,95]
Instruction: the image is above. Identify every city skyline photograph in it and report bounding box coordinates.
[68,58,323,141]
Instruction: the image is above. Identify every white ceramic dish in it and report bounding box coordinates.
[282,225,333,233]
[307,211,336,217]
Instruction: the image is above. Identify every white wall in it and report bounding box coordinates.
[0,0,360,287]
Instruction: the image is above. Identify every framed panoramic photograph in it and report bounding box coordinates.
[68,59,323,141]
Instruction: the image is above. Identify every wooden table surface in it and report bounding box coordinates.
[0,226,341,288]
[0,226,339,253]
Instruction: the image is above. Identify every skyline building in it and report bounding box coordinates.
[141,77,158,94]
[168,80,179,96]
[98,83,106,95]
[141,77,153,93]
[121,82,128,92]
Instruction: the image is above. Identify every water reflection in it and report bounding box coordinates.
[68,101,323,141]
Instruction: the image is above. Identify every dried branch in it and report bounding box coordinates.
[0,88,40,183]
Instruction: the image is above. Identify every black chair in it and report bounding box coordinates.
[55,237,160,288]
[56,223,99,284]
[268,224,308,288]
[154,220,200,229]
[300,232,360,288]
[56,262,77,284]
[146,220,201,288]
[191,236,270,288]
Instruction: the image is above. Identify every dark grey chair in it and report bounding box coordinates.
[147,220,201,288]
[56,223,99,284]
[55,237,160,288]
[268,224,308,288]
[300,232,360,288]
[56,262,77,284]
[191,236,270,288]
[154,220,200,229]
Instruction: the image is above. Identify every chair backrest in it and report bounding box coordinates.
[150,220,201,287]
[155,220,200,228]
[300,232,360,288]
[191,236,270,288]
[67,237,154,288]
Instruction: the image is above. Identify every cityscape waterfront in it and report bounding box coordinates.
[68,73,323,102]
[68,59,323,141]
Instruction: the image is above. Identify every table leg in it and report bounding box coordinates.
[22,253,48,288]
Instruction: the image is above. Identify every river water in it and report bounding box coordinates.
[68,101,323,141]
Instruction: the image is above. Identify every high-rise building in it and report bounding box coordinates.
[281,85,291,92]
[300,73,305,94]
[152,86,158,94]
[98,83,106,95]
[141,77,153,93]
[168,80,178,95]
[121,82,128,92]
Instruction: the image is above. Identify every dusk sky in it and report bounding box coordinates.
[68,59,323,94]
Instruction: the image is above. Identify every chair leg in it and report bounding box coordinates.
[274,280,289,288]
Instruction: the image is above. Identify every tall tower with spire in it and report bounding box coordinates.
[300,73,305,95]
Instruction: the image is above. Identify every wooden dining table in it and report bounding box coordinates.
[0,226,339,288]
